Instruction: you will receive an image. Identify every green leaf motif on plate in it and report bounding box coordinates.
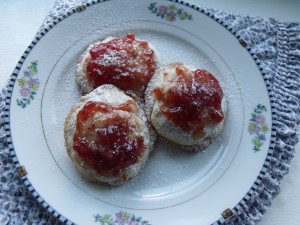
[248,104,269,152]
[16,61,40,108]
[148,3,192,22]
[94,211,151,225]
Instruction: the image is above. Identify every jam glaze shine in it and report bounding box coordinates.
[153,64,225,137]
[86,33,156,95]
[73,100,145,178]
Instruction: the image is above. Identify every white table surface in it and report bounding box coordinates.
[0,1,299,225]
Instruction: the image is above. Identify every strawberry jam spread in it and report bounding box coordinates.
[154,66,224,137]
[86,33,156,93]
[73,100,145,176]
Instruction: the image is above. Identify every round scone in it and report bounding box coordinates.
[145,62,227,152]
[76,33,158,97]
[64,85,154,185]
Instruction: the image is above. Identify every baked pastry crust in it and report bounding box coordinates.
[76,34,158,98]
[64,85,155,185]
[145,62,227,152]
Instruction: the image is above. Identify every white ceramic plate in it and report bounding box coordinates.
[6,1,275,224]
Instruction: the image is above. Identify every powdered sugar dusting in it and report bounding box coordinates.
[145,63,227,149]
[76,34,157,97]
[42,16,243,208]
[64,85,155,185]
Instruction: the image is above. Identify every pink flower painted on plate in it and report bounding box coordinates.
[248,104,269,152]
[148,3,192,22]
[255,114,265,124]
[20,87,31,97]
[16,61,39,108]
[158,5,167,14]
[128,221,139,225]
[94,211,151,225]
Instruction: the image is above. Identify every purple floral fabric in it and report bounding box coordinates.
[0,1,299,224]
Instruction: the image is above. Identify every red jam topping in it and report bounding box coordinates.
[154,66,224,137]
[86,33,156,93]
[73,100,145,177]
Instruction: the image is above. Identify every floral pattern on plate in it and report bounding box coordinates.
[16,61,40,108]
[94,211,151,225]
[248,104,269,152]
[148,3,192,22]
